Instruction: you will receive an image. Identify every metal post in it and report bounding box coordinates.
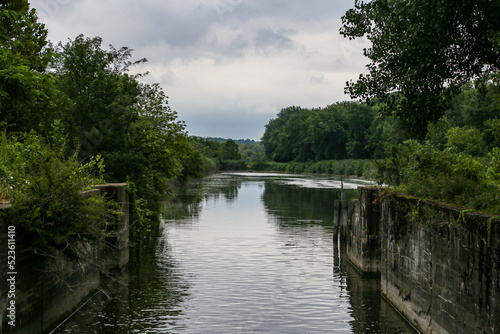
[334,200,340,237]
[340,179,348,239]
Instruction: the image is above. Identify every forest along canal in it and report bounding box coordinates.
[53,172,417,334]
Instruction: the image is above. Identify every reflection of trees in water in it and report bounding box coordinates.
[126,226,191,331]
[202,176,241,203]
[161,174,243,221]
[262,181,357,228]
[345,265,418,333]
[55,226,191,333]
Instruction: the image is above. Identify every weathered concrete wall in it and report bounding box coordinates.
[0,183,130,334]
[347,188,381,274]
[349,187,500,334]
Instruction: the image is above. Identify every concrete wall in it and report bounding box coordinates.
[347,188,381,274]
[0,183,130,334]
[348,187,500,334]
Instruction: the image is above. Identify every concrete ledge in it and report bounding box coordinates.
[349,187,500,334]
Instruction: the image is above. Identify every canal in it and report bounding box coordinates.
[53,172,417,333]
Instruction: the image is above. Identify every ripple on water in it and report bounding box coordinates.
[52,174,417,334]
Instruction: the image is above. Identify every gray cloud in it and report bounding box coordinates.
[310,74,326,85]
[254,27,295,53]
[30,0,368,140]
[181,109,272,140]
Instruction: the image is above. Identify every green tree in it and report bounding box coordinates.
[0,0,61,133]
[308,107,347,161]
[52,35,143,156]
[261,102,379,163]
[220,139,241,160]
[340,0,500,138]
[239,142,266,162]
[281,110,315,162]
[366,114,407,158]
[53,35,203,214]
[340,102,376,159]
[261,106,302,160]
[192,136,222,159]
[446,80,500,129]
[445,126,485,156]
[0,1,49,71]
[122,82,200,207]
[484,118,500,150]
[425,117,451,148]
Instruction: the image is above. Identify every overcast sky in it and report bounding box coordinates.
[30,0,369,140]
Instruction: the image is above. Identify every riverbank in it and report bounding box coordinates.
[214,159,377,179]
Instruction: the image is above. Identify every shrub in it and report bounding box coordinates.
[0,132,117,259]
[487,147,500,181]
[219,160,247,171]
[203,157,219,174]
[445,126,486,156]
[269,162,287,172]
[377,140,500,213]
[250,161,270,171]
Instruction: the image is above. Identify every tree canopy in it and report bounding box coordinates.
[50,35,203,210]
[0,1,58,132]
[0,1,206,223]
[261,102,393,162]
[340,0,500,138]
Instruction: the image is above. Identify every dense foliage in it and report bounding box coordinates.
[0,1,206,256]
[375,80,500,212]
[192,137,242,160]
[0,131,116,258]
[337,0,500,213]
[259,78,500,211]
[2,0,499,253]
[261,102,406,163]
[249,160,375,178]
[50,35,205,212]
[238,141,266,162]
[191,137,250,172]
[0,0,57,133]
[340,0,500,138]
[377,141,500,213]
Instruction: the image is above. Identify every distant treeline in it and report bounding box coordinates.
[192,136,259,145]
[261,102,406,162]
[261,81,500,164]
[192,137,266,170]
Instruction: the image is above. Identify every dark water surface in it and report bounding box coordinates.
[53,173,417,333]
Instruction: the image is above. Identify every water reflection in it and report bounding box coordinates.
[126,229,191,332]
[262,178,357,227]
[345,264,418,333]
[52,173,416,334]
[162,174,244,221]
[53,227,191,334]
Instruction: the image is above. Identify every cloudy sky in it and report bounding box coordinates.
[30,0,369,140]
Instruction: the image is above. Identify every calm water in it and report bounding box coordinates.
[53,173,417,334]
